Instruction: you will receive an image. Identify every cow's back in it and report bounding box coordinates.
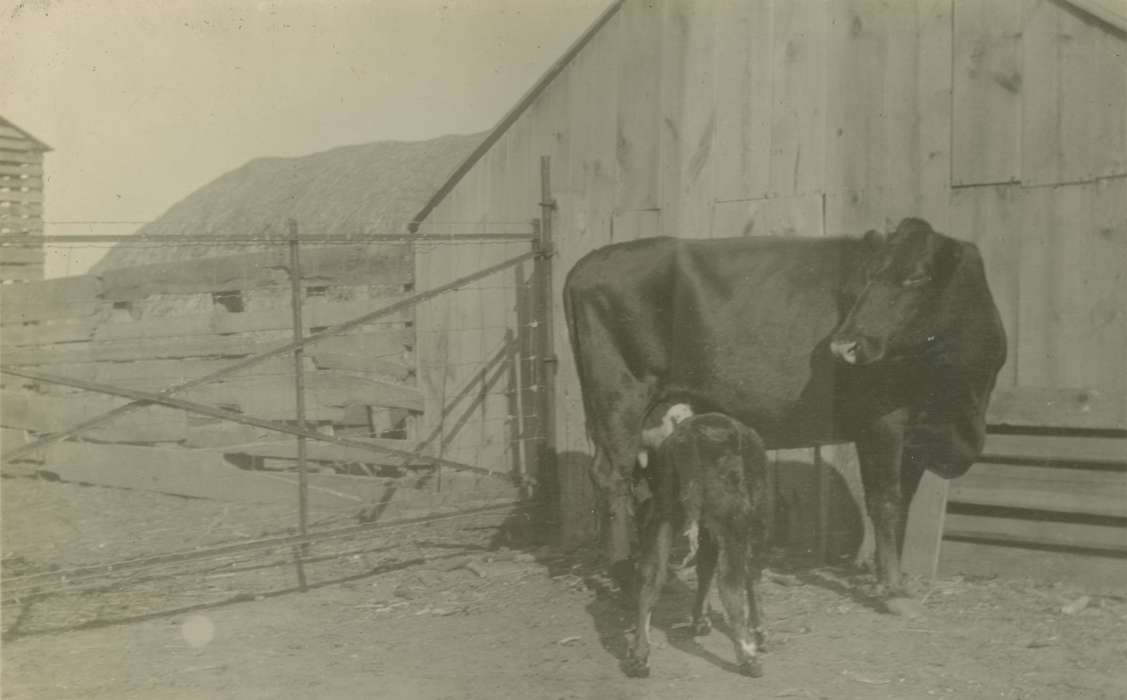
[565,236,866,447]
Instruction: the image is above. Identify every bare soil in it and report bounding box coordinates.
[3,477,1126,700]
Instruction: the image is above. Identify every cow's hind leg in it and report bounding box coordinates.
[690,527,718,636]
[626,517,672,678]
[716,540,762,678]
[746,521,768,651]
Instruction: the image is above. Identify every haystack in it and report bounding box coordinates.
[92,132,485,271]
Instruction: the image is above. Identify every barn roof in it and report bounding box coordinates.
[92,132,485,271]
[407,0,625,232]
[0,116,52,151]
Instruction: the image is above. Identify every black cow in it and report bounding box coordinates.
[629,408,769,679]
[563,218,1006,612]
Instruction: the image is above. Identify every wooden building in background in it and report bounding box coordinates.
[0,116,50,283]
[412,0,1127,587]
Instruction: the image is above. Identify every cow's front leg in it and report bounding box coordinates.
[626,518,672,678]
[854,411,922,617]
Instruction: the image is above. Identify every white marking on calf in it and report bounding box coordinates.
[636,403,694,469]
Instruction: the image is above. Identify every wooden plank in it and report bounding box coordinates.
[657,0,688,238]
[181,371,424,415]
[880,1,921,224]
[984,433,1127,466]
[769,0,826,197]
[987,386,1127,430]
[0,189,43,204]
[1064,0,1127,32]
[0,163,42,177]
[0,125,31,141]
[610,210,662,243]
[184,422,276,448]
[939,538,1127,594]
[0,150,42,165]
[99,245,410,300]
[40,441,360,509]
[0,245,44,265]
[91,296,411,342]
[0,266,44,283]
[951,466,1127,518]
[0,136,37,152]
[824,0,887,195]
[712,194,824,239]
[614,0,662,211]
[945,512,1127,553]
[1058,4,1127,182]
[0,275,103,323]
[824,189,888,238]
[713,0,773,202]
[3,330,412,366]
[675,0,717,238]
[901,469,950,579]
[212,436,423,464]
[1048,182,1126,395]
[1,390,187,442]
[1021,0,1065,186]
[0,319,99,346]
[951,0,1023,186]
[948,185,1022,387]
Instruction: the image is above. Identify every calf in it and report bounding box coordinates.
[628,409,769,679]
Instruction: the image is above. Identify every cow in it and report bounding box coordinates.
[563,218,1007,614]
[628,406,769,679]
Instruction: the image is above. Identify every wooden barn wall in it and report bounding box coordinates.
[414,0,1127,549]
[0,121,46,283]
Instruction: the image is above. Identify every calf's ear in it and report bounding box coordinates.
[862,229,885,251]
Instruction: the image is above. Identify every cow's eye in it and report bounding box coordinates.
[901,274,931,288]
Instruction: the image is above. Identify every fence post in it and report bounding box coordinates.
[535,156,559,508]
[287,219,309,590]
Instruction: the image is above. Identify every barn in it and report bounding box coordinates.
[410,0,1127,588]
[0,116,50,283]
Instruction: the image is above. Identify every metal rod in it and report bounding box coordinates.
[1,501,530,595]
[2,249,538,462]
[287,219,310,590]
[0,367,520,482]
[536,155,559,501]
[0,233,537,244]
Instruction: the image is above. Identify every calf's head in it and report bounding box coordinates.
[831,218,967,367]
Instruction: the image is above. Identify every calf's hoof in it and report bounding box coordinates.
[691,616,712,636]
[884,596,924,619]
[624,655,651,678]
[738,657,764,678]
[753,627,768,652]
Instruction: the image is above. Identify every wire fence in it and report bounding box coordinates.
[0,217,558,637]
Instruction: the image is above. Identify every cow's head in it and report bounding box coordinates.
[830,218,968,366]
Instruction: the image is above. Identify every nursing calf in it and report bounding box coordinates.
[628,409,769,679]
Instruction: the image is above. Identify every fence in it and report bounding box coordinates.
[0,219,555,636]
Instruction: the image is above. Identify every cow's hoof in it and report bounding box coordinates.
[691,617,711,636]
[739,658,764,678]
[624,656,650,678]
[884,596,924,619]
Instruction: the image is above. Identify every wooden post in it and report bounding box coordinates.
[901,470,950,580]
[536,156,559,506]
[287,219,309,590]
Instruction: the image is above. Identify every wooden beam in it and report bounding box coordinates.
[208,437,427,465]
[939,539,1127,594]
[98,245,411,300]
[1,390,187,443]
[901,470,950,580]
[1063,0,1127,34]
[950,465,1127,518]
[945,512,1127,553]
[983,433,1127,465]
[986,386,1127,430]
[41,441,362,509]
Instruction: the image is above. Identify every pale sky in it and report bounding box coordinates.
[1,0,608,276]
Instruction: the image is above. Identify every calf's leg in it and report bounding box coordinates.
[716,541,762,678]
[691,527,718,636]
[626,518,672,678]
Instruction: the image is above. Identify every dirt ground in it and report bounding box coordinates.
[3,478,1126,700]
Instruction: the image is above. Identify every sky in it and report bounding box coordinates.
[1,0,609,276]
